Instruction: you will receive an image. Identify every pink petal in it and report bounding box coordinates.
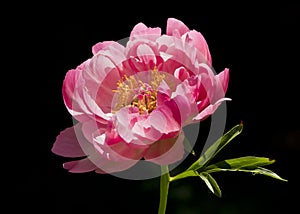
[149,105,180,134]
[169,76,201,124]
[81,119,106,143]
[83,53,123,115]
[93,134,146,161]
[124,39,160,72]
[92,41,115,55]
[131,23,148,35]
[62,138,141,174]
[193,97,231,121]
[114,107,161,146]
[136,44,157,68]
[167,18,190,37]
[217,68,230,93]
[52,123,94,158]
[130,22,161,40]
[185,30,212,65]
[62,68,78,111]
[144,131,185,165]
[131,118,163,144]
[174,66,190,81]
[156,80,171,106]
[170,95,193,125]
[63,158,97,173]
[115,107,139,143]
[62,61,91,122]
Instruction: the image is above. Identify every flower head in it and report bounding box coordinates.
[52,18,230,174]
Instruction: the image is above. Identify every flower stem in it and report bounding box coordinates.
[158,165,170,214]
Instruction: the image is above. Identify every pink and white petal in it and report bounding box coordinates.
[131,119,163,145]
[193,97,231,121]
[82,86,113,121]
[156,80,171,106]
[64,143,140,174]
[157,35,176,52]
[131,23,148,35]
[130,22,161,41]
[144,131,185,165]
[167,18,189,37]
[185,30,212,65]
[174,66,190,81]
[124,39,160,72]
[98,42,127,68]
[161,45,196,74]
[62,62,92,122]
[136,44,157,67]
[216,68,230,93]
[174,95,194,124]
[92,41,115,55]
[52,123,94,158]
[83,53,117,88]
[62,68,79,111]
[91,136,141,173]
[95,68,124,114]
[149,105,180,134]
[63,157,98,173]
[93,134,146,161]
[81,119,106,143]
[115,107,139,143]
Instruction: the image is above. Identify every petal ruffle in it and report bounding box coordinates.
[184,30,212,66]
[52,123,94,158]
[130,22,161,41]
[167,18,189,37]
[63,158,97,173]
[92,41,115,55]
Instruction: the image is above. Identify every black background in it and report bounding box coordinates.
[11,2,299,214]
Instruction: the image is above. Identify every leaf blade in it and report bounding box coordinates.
[188,123,243,171]
[203,156,275,173]
[198,172,222,197]
[201,156,287,182]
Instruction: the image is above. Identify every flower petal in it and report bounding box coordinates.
[63,158,97,173]
[149,105,180,134]
[130,22,161,41]
[62,61,92,122]
[52,123,94,158]
[92,41,115,55]
[93,133,146,161]
[144,131,185,165]
[193,97,231,121]
[167,18,189,37]
[136,44,157,68]
[217,68,230,93]
[184,30,212,65]
[174,66,190,81]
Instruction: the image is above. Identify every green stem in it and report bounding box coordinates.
[158,165,170,214]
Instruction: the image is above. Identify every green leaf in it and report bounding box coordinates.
[202,156,287,182]
[249,167,288,182]
[203,156,275,173]
[187,123,243,171]
[198,172,222,197]
[169,170,198,182]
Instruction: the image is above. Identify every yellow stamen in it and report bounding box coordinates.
[112,68,165,114]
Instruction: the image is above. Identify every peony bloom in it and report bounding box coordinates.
[52,18,230,174]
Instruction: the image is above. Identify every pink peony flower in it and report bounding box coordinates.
[52,18,230,174]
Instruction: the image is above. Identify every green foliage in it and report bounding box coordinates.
[170,123,287,197]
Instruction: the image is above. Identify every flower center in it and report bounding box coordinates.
[112,68,165,114]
